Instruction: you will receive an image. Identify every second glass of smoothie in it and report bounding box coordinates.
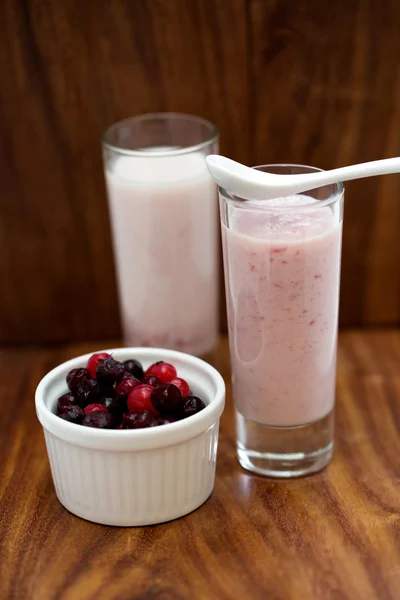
[220,165,344,477]
[103,114,219,356]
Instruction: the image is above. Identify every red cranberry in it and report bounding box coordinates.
[66,368,90,393]
[76,378,100,406]
[86,352,111,379]
[169,377,191,397]
[82,412,114,429]
[180,396,206,418]
[84,403,108,415]
[116,376,140,399]
[127,384,159,416]
[122,411,158,429]
[145,361,177,383]
[96,357,125,387]
[57,392,79,413]
[150,383,183,413]
[59,405,85,424]
[123,359,144,381]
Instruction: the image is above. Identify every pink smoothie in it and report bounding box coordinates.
[222,195,343,426]
[106,151,219,355]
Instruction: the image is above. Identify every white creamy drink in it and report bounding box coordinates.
[106,149,219,355]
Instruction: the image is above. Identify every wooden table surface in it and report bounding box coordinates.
[1,330,399,600]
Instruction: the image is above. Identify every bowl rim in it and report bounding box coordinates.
[35,347,226,451]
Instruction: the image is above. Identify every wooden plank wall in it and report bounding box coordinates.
[0,0,398,343]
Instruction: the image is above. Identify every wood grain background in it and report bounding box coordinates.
[0,0,399,343]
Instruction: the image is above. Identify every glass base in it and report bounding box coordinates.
[236,410,334,478]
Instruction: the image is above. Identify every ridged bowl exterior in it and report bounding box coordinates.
[36,348,225,526]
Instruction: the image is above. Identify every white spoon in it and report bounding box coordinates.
[206,155,400,201]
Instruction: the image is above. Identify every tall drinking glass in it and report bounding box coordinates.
[103,113,219,355]
[220,165,344,477]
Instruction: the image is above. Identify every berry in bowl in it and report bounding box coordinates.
[55,353,207,429]
[36,348,225,526]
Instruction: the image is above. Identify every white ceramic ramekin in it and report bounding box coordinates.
[35,347,225,526]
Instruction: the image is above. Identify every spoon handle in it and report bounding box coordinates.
[305,157,400,187]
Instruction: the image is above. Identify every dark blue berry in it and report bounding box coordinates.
[76,378,100,406]
[180,396,206,418]
[57,392,79,413]
[150,383,183,413]
[122,411,158,429]
[123,359,144,381]
[66,368,89,393]
[82,412,114,429]
[96,358,125,387]
[59,405,85,424]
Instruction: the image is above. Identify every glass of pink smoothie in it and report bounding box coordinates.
[220,164,344,477]
[102,114,219,356]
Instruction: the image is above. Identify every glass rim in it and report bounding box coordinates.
[219,163,344,211]
[102,112,219,157]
